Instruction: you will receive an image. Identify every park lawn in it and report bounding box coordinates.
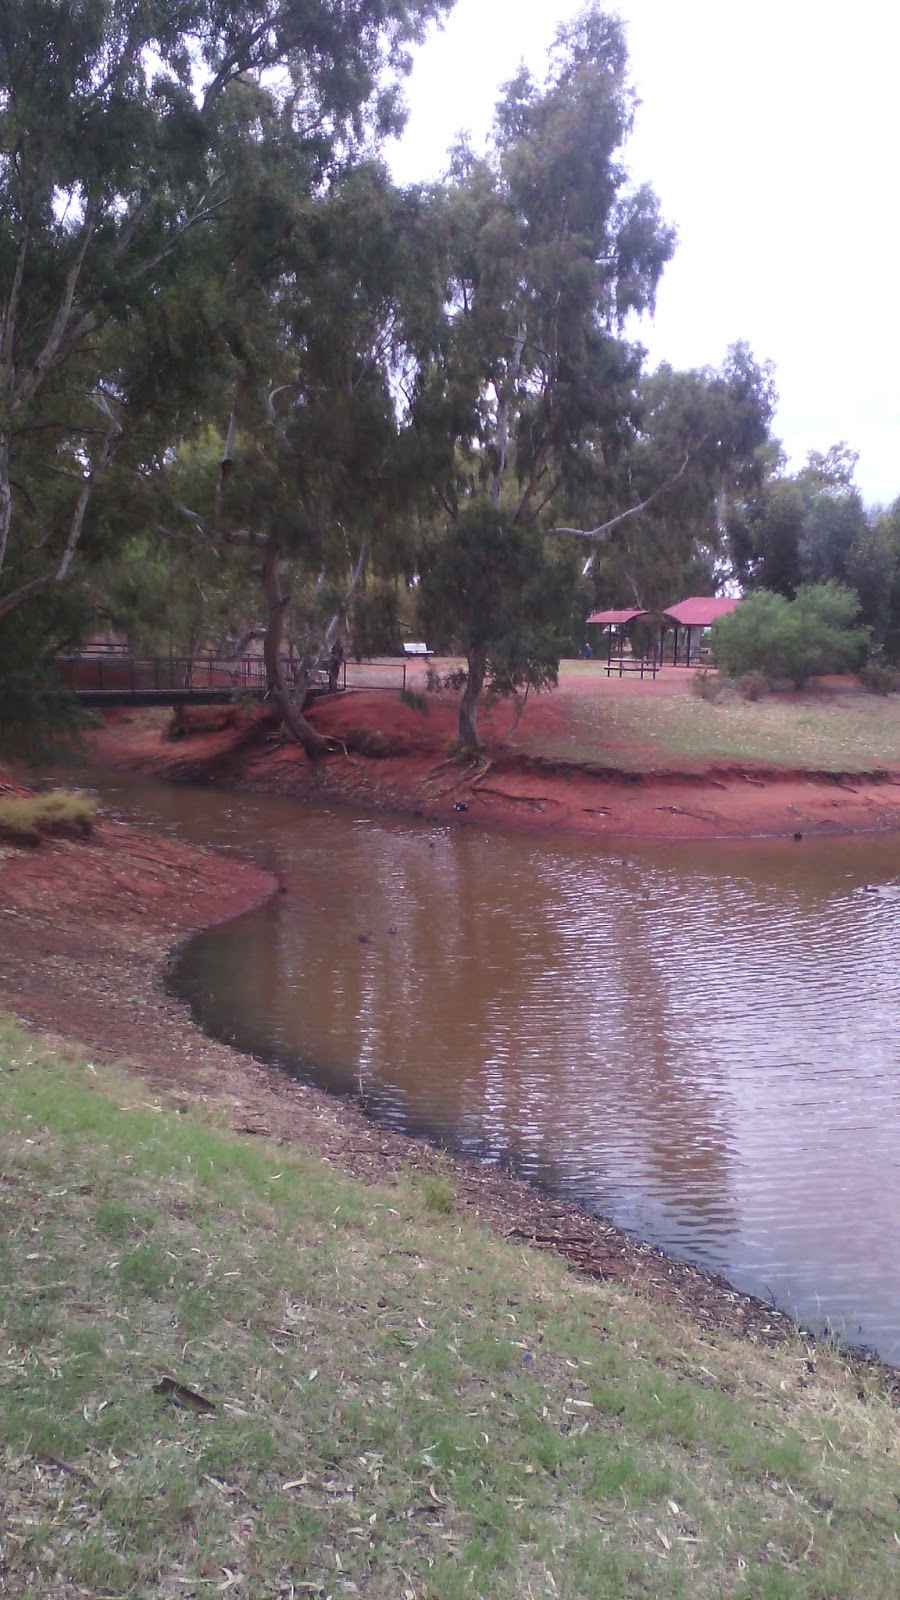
[1,1017,898,1599]
[529,668,900,771]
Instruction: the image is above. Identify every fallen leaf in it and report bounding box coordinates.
[153,1376,216,1414]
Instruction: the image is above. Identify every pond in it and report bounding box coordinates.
[98,774,900,1364]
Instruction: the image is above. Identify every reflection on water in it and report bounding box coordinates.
[97,775,900,1363]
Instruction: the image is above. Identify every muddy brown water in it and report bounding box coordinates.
[95,774,900,1364]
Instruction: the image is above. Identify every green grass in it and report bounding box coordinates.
[0,787,96,845]
[1,1014,898,1599]
[530,668,900,771]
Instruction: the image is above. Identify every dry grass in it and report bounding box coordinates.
[529,672,900,771]
[0,788,96,846]
[1,1017,898,1599]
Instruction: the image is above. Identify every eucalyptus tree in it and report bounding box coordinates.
[0,0,452,640]
[411,4,675,747]
[727,443,879,622]
[585,343,778,611]
[163,151,442,753]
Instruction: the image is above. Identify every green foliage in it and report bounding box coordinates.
[350,578,407,659]
[411,1171,457,1216]
[589,343,778,613]
[713,584,868,688]
[858,661,898,695]
[414,7,674,527]
[0,0,453,646]
[398,686,429,714]
[0,603,89,756]
[419,501,577,743]
[725,445,900,655]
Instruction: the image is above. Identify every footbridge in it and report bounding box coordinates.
[56,654,339,708]
[56,652,426,706]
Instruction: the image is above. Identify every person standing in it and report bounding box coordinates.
[328,638,345,692]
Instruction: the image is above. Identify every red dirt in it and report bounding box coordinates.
[84,668,900,842]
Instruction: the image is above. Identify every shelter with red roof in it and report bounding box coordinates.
[586,595,742,669]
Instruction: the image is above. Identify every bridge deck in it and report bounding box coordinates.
[56,655,336,707]
[57,653,426,704]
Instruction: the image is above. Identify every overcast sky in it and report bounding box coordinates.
[388,0,900,509]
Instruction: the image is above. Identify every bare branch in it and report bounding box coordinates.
[0,220,29,388]
[123,194,231,283]
[548,450,697,540]
[623,566,644,608]
[113,188,159,258]
[265,384,295,448]
[13,201,97,415]
[176,503,268,549]
[0,390,121,619]
[54,394,122,583]
[220,626,266,661]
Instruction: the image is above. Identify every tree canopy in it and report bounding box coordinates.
[3,2,895,755]
[0,0,451,621]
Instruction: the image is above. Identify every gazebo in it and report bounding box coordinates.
[586,595,742,670]
[664,596,742,666]
[585,607,668,674]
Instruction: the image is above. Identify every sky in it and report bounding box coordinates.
[388,0,900,509]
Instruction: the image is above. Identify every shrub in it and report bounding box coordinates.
[713,583,868,688]
[0,608,90,756]
[399,687,429,715]
[858,662,899,695]
[690,668,723,701]
[414,1172,456,1216]
[343,726,405,758]
[738,670,770,701]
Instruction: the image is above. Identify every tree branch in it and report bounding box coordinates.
[13,201,97,415]
[0,390,121,619]
[0,220,29,389]
[548,449,697,540]
[123,194,231,283]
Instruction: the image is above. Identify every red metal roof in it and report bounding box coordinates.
[663,596,741,627]
[586,607,647,626]
[587,596,742,628]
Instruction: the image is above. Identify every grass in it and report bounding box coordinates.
[1,1014,898,1599]
[534,666,900,771]
[0,788,96,846]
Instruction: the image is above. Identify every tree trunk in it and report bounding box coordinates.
[260,537,331,759]
[458,647,487,750]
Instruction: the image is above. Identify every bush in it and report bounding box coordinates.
[858,662,899,695]
[399,687,429,715]
[713,583,868,688]
[0,607,89,756]
[690,668,723,701]
[738,670,770,701]
[343,726,407,758]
